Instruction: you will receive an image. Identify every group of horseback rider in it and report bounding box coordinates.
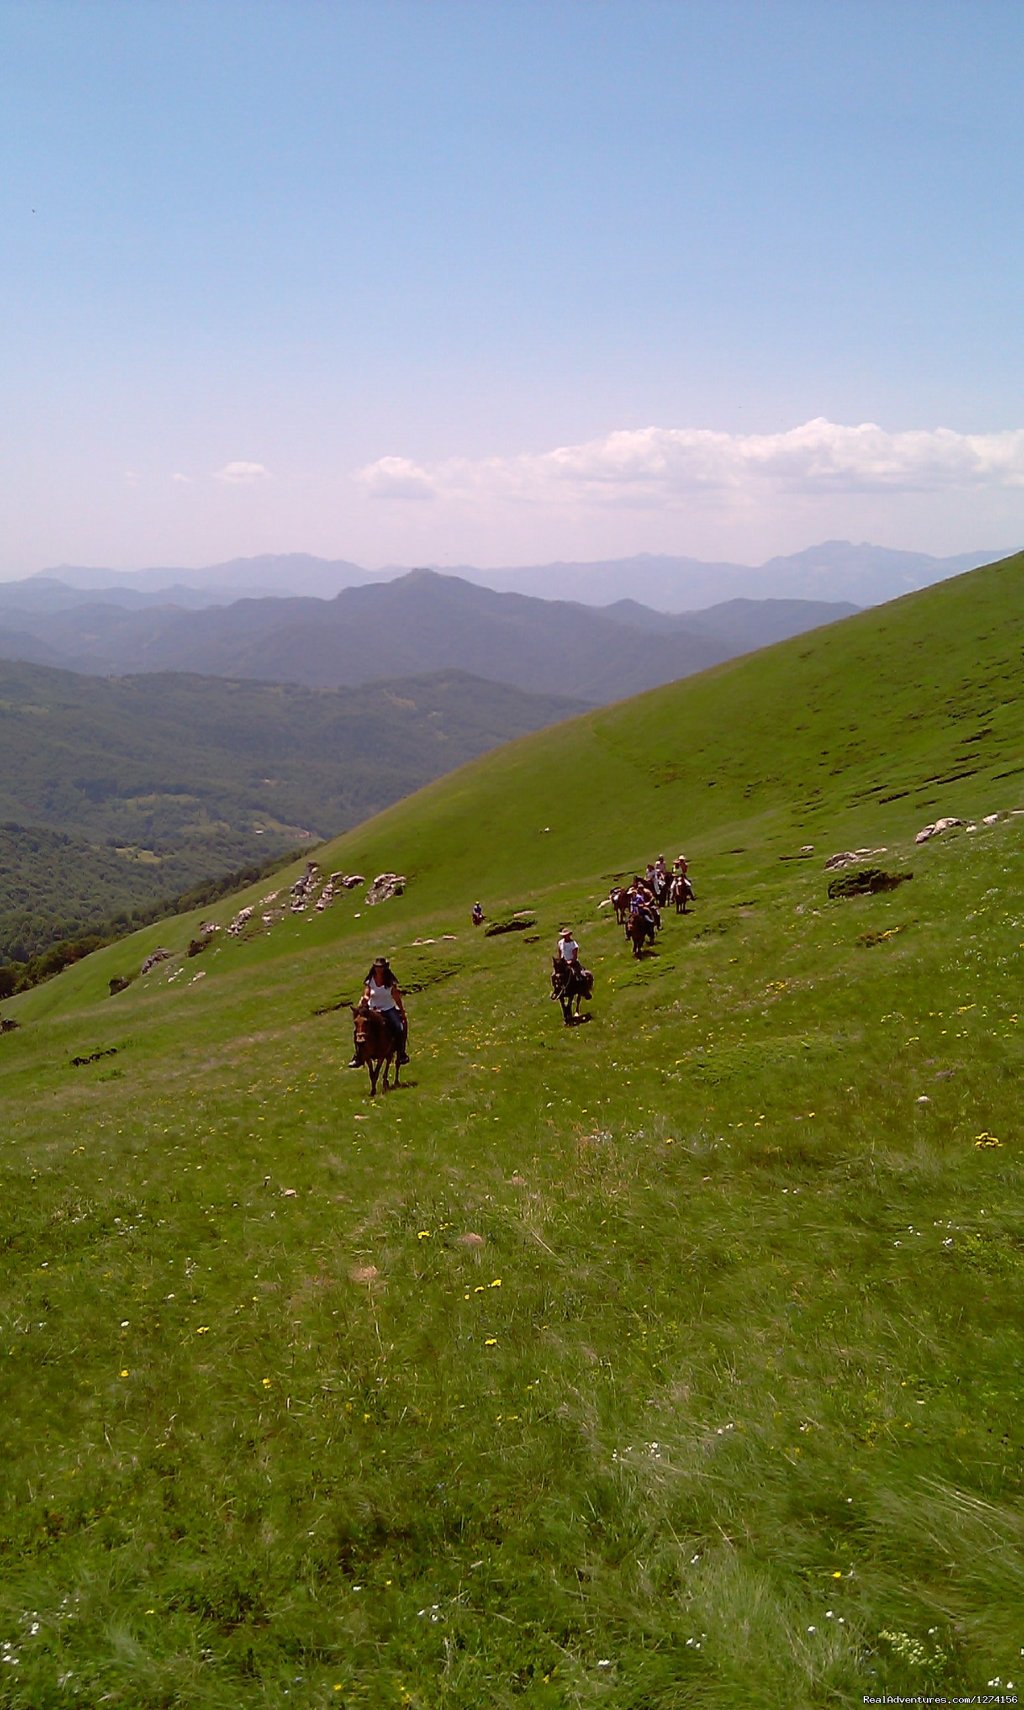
[624,853,690,921]
[349,854,693,1070]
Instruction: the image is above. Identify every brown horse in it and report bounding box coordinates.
[670,874,695,913]
[609,885,630,927]
[350,1003,402,1094]
[550,957,593,1025]
[626,909,657,958]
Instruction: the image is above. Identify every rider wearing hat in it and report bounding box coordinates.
[557,927,579,965]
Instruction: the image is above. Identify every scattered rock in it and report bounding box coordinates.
[366,872,405,906]
[315,876,339,912]
[825,848,888,870]
[71,1046,117,1067]
[140,948,173,975]
[915,816,964,844]
[457,1232,485,1248]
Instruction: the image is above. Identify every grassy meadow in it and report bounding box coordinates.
[1,552,1022,1708]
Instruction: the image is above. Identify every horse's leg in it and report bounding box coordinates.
[368,1060,381,1096]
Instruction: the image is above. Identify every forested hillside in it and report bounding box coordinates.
[0,661,580,968]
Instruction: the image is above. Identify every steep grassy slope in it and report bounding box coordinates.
[0,553,1021,1708]
[212,545,1019,919]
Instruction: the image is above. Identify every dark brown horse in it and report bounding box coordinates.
[350,1003,402,1094]
[626,909,657,958]
[550,957,593,1025]
[609,885,630,927]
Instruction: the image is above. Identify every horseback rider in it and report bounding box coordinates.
[552,928,592,1019]
[348,956,409,1067]
[557,927,579,966]
[557,928,593,990]
[471,901,484,926]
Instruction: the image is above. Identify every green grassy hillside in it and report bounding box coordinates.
[0,553,1022,1708]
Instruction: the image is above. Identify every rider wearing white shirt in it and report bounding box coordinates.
[558,930,579,965]
[348,956,409,1066]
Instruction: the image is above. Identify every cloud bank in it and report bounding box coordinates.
[356,420,1024,512]
[214,461,271,485]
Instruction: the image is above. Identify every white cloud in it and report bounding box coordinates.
[355,420,1024,512]
[213,460,270,485]
[357,455,436,501]
[171,472,192,484]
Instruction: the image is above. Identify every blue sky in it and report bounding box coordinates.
[3,0,1023,576]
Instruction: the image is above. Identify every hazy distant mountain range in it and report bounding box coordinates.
[12,538,999,608]
[0,569,858,703]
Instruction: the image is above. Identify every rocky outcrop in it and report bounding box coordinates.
[915,817,964,844]
[140,948,173,974]
[366,872,405,906]
[825,848,887,870]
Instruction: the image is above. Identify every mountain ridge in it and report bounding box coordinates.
[14,537,1000,608]
[0,569,857,703]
